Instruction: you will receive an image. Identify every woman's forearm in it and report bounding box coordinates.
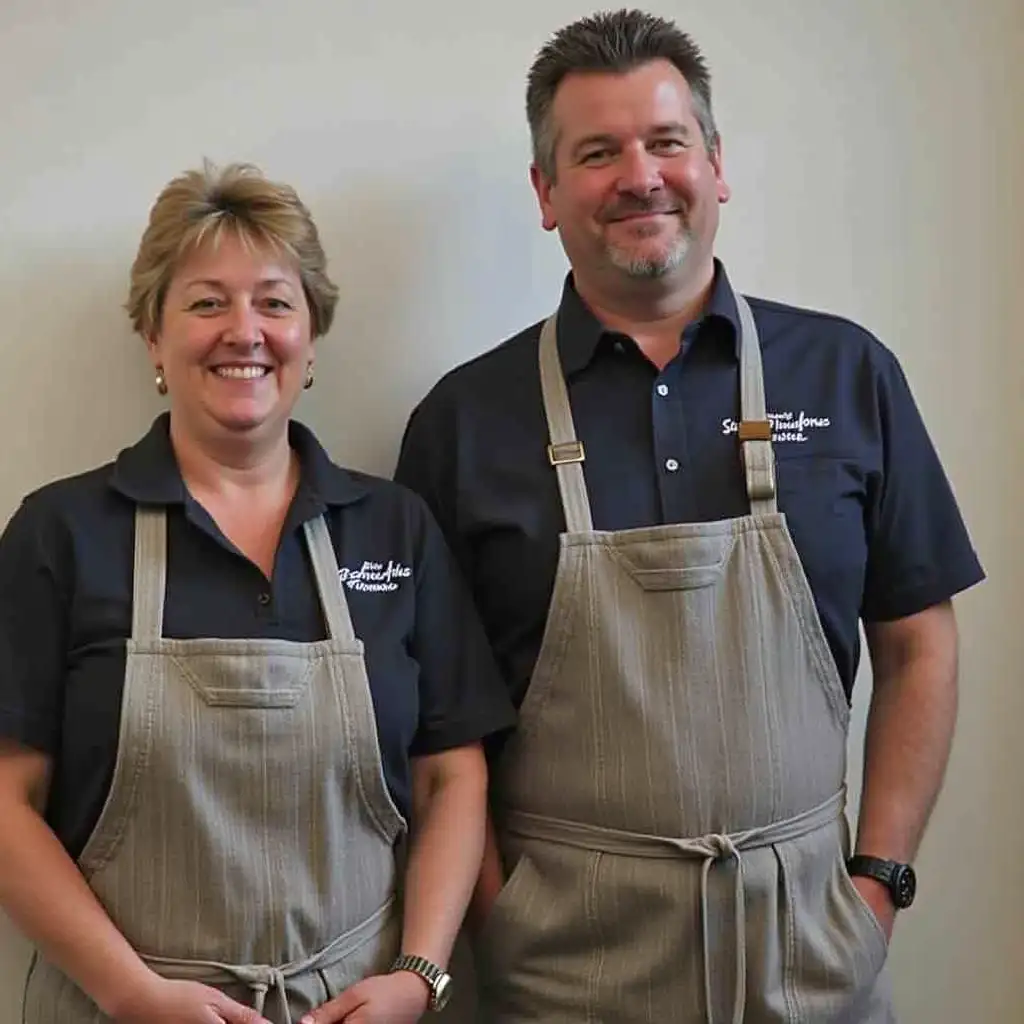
[400,748,488,967]
[466,810,505,933]
[0,797,153,1017]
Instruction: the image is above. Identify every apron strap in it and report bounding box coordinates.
[303,516,360,646]
[537,293,778,528]
[735,294,777,516]
[131,506,167,641]
[538,316,595,534]
[131,509,358,646]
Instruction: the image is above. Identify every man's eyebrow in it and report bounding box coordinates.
[570,133,619,155]
[649,122,693,136]
[569,123,693,154]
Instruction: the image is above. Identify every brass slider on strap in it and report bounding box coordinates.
[748,475,777,502]
[548,441,586,466]
[737,420,772,442]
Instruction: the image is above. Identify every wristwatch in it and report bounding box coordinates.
[847,855,917,909]
[389,953,453,1012]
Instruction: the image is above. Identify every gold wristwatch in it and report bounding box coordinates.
[389,953,453,1012]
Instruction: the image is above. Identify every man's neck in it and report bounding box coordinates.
[574,260,716,370]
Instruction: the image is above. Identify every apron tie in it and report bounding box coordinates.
[141,897,397,1021]
[236,966,289,1021]
[503,789,846,1024]
[685,834,745,1024]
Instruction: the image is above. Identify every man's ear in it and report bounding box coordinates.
[530,164,559,232]
[710,137,731,204]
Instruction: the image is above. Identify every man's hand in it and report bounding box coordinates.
[851,876,895,943]
[300,972,430,1023]
[112,975,271,1024]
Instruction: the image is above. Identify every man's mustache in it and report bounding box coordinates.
[600,196,684,223]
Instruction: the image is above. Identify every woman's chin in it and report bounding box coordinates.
[206,403,284,438]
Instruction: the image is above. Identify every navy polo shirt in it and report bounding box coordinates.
[395,261,984,709]
[0,414,515,858]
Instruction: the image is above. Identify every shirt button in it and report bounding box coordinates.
[656,384,669,397]
[665,458,680,473]
[257,591,271,606]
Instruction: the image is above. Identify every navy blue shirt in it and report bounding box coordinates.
[395,262,985,708]
[0,414,515,857]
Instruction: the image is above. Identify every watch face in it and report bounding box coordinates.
[892,864,917,909]
[432,973,453,1011]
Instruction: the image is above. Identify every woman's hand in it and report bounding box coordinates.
[299,971,430,1023]
[112,975,271,1024]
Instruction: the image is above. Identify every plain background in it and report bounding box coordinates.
[0,1,1019,1021]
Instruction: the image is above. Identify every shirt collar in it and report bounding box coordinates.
[109,412,370,509]
[553,258,743,377]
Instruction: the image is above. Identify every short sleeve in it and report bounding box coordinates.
[861,353,985,621]
[407,499,516,756]
[395,400,469,568]
[0,495,70,753]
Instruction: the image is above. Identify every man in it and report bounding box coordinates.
[395,9,984,1023]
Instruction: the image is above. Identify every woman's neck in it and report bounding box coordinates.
[170,419,296,500]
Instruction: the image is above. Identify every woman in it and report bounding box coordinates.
[0,162,515,1024]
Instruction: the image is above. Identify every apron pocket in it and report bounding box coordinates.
[607,532,735,592]
[172,653,311,707]
[475,851,533,951]
[475,848,554,1009]
[837,856,890,953]
[774,833,889,1021]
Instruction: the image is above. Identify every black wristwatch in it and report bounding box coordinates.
[847,855,917,909]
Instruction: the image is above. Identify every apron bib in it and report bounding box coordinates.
[474,296,895,1023]
[24,510,407,1023]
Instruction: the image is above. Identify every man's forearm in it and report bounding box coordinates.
[857,603,959,861]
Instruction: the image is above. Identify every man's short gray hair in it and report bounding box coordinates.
[526,9,719,180]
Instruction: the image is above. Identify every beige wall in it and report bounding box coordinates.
[0,1,1019,1020]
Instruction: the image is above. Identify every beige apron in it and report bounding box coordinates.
[23,508,406,1023]
[474,296,895,1023]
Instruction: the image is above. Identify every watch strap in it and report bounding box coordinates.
[847,854,916,909]
[389,953,450,1010]
[846,854,895,886]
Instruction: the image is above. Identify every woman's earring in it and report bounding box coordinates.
[155,368,168,396]
[304,365,315,390]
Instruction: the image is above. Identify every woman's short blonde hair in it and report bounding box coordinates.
[127,161,339,339]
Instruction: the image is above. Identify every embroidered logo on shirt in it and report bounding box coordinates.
[338,560,412,593]
[722,410,831,444]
